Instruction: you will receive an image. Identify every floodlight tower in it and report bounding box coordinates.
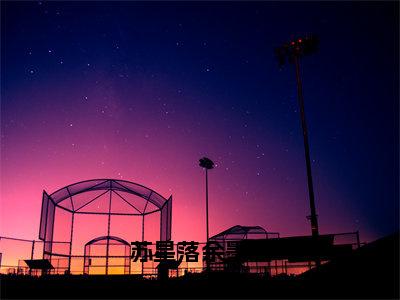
[275,35,320,239]
[199,157,215,245]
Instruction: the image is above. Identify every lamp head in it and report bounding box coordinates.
[275,34,319,66]
[199,157,215,170]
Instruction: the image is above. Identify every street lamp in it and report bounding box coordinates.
[275,35,320,239]
[199,157,215,245]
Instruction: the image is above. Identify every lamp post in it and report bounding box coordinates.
[275,35,320,240]
[199,157,214,271]
[199,157,214,243]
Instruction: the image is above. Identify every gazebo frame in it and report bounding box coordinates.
[38,179,172,274]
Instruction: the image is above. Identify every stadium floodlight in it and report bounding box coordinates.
[275,35,319,67]
[199,157,214,271]
[275,35,320,241]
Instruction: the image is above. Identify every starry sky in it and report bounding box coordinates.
[1,1,399,251]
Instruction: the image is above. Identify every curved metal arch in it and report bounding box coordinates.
[49,179,169,213]
[210,225,269,240]
[85,235,130,247]
[49,179,108,203]
[83,235,131,275]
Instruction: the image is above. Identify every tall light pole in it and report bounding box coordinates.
[275,35,320,240]
[199,157,214,271]
[199,157,215,243]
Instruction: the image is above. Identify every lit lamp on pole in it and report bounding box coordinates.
[199,157,215,245]
[275,35,320,239]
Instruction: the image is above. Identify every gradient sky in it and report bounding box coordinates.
[1,1,399,254]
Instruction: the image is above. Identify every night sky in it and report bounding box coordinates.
[1,1,398,247]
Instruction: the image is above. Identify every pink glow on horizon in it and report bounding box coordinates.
[0,76,371,268]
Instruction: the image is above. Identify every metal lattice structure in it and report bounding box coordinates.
[38,179,172,274]
[210,225,279,243]
[208,225,280,272]
[83,236,131,275]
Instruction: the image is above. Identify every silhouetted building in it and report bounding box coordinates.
[208,225,360,276]
[207,225,279,273]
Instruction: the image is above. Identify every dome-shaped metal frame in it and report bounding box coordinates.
[49,179,170,215]
[38,179,172,274]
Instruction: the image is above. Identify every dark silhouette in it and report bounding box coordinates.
[157,260,180,281]
[2,232,398,299]
[23,259,54,276]
[275,35,320,240]
[199,157,215,271]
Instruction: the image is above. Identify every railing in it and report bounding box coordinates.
[1,231,363,277]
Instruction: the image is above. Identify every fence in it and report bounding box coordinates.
[1,231,361,277]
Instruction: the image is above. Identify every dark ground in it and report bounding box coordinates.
[1,233,398,299]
